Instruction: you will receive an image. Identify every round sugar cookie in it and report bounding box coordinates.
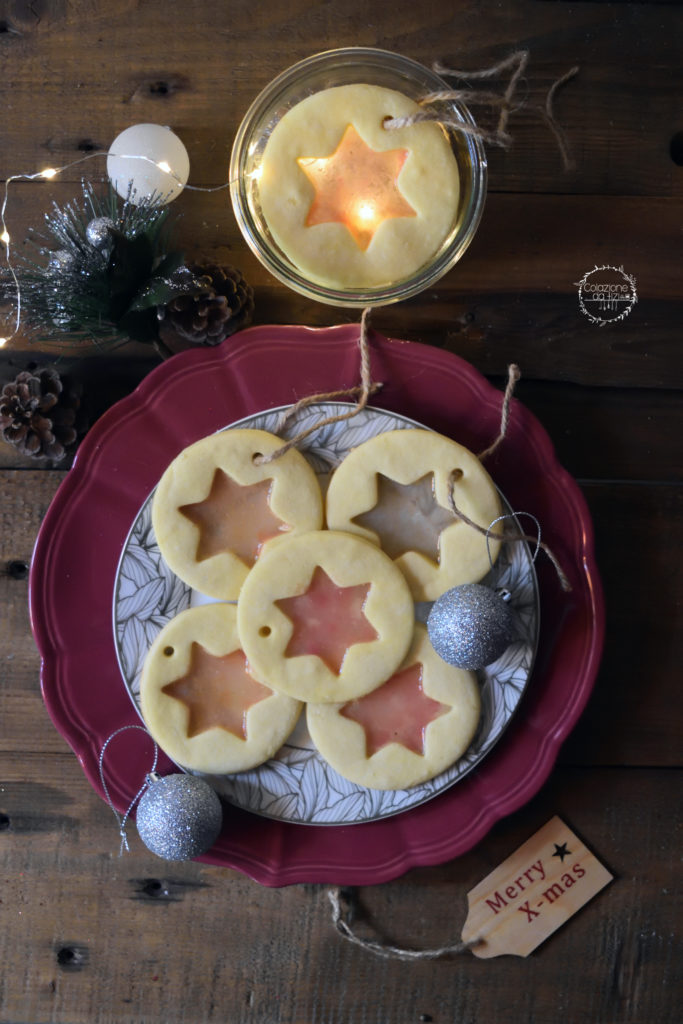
[259,84,460,290]
[306,624,480,790]
[152,428,323,600]
[237,530,414,703]
[325,429,502,601]
[140,603,302,774]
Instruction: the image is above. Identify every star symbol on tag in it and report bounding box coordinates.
[297,124,416,250]
[352,472,456,562]
[179,468,287,565]
[552,842,572,862]
[341,662,449,756]
[275,566,378,674]
[162,643,272,740]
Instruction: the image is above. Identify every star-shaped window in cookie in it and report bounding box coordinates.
[297,124,416,251]
[162,643,272,740]
[179,468,288,566]
[275,566,378,675]
[352,472,456,563]
[341,662,449,756]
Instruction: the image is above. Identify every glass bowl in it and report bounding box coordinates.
[229,48,487,307]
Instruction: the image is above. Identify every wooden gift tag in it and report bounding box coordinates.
[461,816,613,958]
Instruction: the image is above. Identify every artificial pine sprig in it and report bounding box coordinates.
[12,182,195,353]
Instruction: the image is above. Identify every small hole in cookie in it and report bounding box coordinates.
[163,646,174,656]
[252,452,264,464]
[258,626,272,638]
[382,115,394,128]
[451,468,464,482]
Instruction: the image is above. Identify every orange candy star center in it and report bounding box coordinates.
[297,124,416,250]
[341,662,450,757]
[275,565,378,674]
[162,643,273,740]
[179,468,289,566]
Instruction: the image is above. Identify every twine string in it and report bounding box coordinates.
[540,64,581,173]
[478,363,521,461]
[384,50,579,171]
[329,888,480,960]
[254,306,381,464]
[448,474,572,592]
[98,725,158,856]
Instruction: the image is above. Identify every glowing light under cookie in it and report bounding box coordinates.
[341,662,450,756]
[275,566,378,674]
[162,643,272,740]
[297,124,416,251]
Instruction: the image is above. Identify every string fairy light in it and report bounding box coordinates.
[0,143,234,348]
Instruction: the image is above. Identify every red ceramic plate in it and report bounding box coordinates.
[30,325,604,886]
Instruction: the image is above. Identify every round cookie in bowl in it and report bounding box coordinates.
[152,429,323,601]
[236,529,415,703]
[325,428,503,601]
[307,624,481,790]
[140,603,302,774]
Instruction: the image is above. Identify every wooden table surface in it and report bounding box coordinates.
[1,2,680,1022]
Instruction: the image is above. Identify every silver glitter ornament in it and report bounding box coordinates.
[427,583,515,670]
[136,773,222,861]
[47,249,76,274]
[85,216,116,250]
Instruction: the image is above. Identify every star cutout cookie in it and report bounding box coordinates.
[352,472,456,562]
[297,124,416,250]
[341,662,450,757]
[162,643,272,740]
[275,565,378,674]
[179,468,287,565]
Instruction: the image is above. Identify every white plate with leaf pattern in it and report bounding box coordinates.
[113,402,539,826]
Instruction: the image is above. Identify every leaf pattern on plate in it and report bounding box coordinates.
[113,403,540,825]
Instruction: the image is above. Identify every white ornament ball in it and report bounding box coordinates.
[107,123,190,205]
[136,773,222,861]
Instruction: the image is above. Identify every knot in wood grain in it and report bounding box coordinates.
[5,560,28,580]
[56,945,89,971]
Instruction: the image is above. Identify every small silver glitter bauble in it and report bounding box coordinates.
[85,216,116,250]
[47,249,76,274]
[136,773,222,861]
[427,583,515,670]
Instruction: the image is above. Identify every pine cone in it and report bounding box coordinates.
[159,264,254,346]
[0,367,83,462]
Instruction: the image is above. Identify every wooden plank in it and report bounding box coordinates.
[560,482,683,767]
[0,0,681,196]
[0,763,678,1023]
[2,368,683,481]
[2,190,682,389]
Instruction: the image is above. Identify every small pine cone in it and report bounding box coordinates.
[159,264,254,346]
[0,367,83,462]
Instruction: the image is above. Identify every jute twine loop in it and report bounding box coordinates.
[254,306,381,465]
[329,888,480,960]
[384,50,579,171]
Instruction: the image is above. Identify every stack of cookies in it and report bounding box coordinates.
[139,426,502,791]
